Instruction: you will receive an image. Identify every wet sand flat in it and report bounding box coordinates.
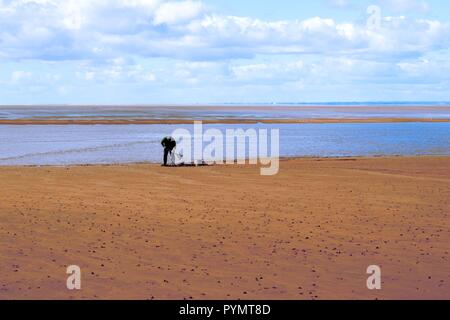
[0,118,449,125]
[0,156,449,300]
[1,104,449,124]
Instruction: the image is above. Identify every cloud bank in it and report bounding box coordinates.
[0,0,449,103]
[1,0,448,61]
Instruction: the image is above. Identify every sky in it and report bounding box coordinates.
[0,0,450,104]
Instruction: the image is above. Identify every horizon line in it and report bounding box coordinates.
[1,101,450,107]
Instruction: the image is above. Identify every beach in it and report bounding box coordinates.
[1,156,449,300]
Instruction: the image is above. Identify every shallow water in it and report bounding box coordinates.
[0,123,449,166]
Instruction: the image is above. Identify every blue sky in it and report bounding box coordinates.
[0,0,449,104]
[208,0,450,21]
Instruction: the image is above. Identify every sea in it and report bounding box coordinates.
[0,122,449,166]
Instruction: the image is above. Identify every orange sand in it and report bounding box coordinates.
[0,157,449,300]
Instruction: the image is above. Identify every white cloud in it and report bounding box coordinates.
[1,0,450,104]
[153,1,203,25]
[142,72,156,81]
[328,0,350,8]
[76,58,157,83]
[377,0,430,13]
[0,0,449,63]
[397,51,450,81]
[230,60,305,83]
[11,70,32,83]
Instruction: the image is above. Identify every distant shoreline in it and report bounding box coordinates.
[1,102,450,107]
[0,117,449,125]
[1,104,449,124]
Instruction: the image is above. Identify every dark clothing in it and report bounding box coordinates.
[163,148,171,166]
[161,136,176,166]
[161,136,176,150]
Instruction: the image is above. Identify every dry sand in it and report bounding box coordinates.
[0,156,449,300]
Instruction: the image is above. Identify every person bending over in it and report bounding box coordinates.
[161,136,177,166]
